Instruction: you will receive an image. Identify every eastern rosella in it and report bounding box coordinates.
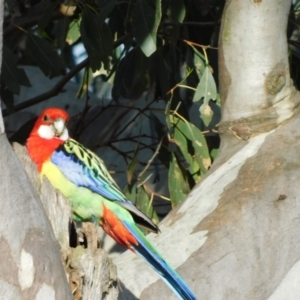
[26,107,196,300]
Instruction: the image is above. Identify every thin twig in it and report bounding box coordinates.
[162,21,217,27]
[137,174,153,188]
[96,140,157,154]
[167,68,194,94]
[114,99,157,138]
[143,183,171,201]
[138,138,164,179]
[183,39,218,50]
[97,134,159,147]
[147,192,154,213]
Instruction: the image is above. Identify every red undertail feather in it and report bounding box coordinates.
[102,204,138,251]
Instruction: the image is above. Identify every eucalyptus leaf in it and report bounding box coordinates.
[124,183,159,230]
[169,152,189,207]
[67,19,81,45]
[76,67,93,99]
[98,0,117,24]
[193,66,217,103]
[170,113,211,174]
[52,17,70,50]
[132,0,161,57]
[81,8,113,71]
[199,102,214,126]
[210,148,219,161]
[2,46,31,95]
[112,47,149,98]
[193,51,206,77]
[190,44,206,62]
[81,7,105,52]
[172,117,200,181]
[169,0,186,23]
[193,66,217,126]
[136,185,159,225]
[38,1,59,31]
[123,183,138,203]
[27,34,65,78]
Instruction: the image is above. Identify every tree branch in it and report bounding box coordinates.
[3,34,129,117]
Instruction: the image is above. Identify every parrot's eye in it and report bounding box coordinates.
[43,115,49,121]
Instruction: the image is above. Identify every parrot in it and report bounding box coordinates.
[26,107,197,300]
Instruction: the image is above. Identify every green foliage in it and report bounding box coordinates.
[124,151,160,232]
[3,0,225,222]
[5,0,300,223]
[210,148,219,161]
[80,6,113,71]
[169,0,186,23]
[126,142,140,186]
[191,45,218,126]
[38,1,59,31]
[76,67,93,99]
[165,98,211,206]
[67,19,81,45]
[2,46,31,95]
[132,0,161,57]
[168,152,189,207]
[27,34,65,78]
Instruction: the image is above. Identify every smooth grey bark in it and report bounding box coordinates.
[0,136,73,299]
[13,144,119,300]
[0,0,72,297]
[221,1,293,119]
[116,1,300,299]
[0,0,5,135]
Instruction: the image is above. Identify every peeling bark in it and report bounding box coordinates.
[116,1,300,299]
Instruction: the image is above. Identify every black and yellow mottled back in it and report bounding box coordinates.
[51,138,159,233]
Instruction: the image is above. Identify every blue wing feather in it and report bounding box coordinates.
[49,140,196,298]
[51,141,127,201]
[51,139,159,233]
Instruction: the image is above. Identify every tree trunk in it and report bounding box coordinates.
[13,144,119,300]
[0,135,73,299]
[0,0,118,295]
[116,1,300,299]
[0,0,72,297]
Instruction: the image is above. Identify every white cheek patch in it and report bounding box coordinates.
[38,125,55,139]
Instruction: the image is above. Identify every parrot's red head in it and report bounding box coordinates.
[26,108,70,171]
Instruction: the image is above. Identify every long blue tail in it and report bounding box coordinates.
[124,221,197,300]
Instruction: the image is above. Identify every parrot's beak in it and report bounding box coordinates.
[53,118,69,140]
[53,118,65,136]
